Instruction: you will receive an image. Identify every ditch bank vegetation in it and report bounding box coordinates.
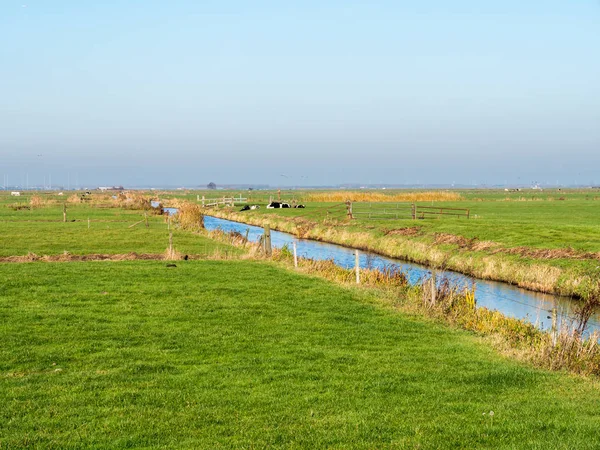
[205,208,594,300]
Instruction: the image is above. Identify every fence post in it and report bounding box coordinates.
[145,213,149,228]
[264,225,272,257]
[63,203,67,222]
[412,203,416,220]
[551,308,558,346]
[169,232,173,254]
[467,209,470,219]
[346,200,353,219]
[293,241,298,268]
[355,250,360,284]
[88,217,90,229]
[430,270,437,307]
[202,196,205,207]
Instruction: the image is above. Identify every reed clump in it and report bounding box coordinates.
[67,194,82,204]
[172,202,204,231]
[304,191,463,203]
[29,195,45,208]
[116,192,152,210]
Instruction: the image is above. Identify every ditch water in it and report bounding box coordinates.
[202,215,600,335]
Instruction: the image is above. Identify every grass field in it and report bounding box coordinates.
[0,195,235,258]
[3,260,600,448]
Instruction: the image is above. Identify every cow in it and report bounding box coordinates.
[267,202,290,209]
[241,205,261,211]
[10,192,20,197]
[294,204,305,209]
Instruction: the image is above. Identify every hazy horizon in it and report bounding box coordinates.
[2,1,599,187]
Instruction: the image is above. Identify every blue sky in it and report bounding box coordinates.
[1,1,599,187]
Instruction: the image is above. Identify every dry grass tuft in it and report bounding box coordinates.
[116,192,152,210]
[29,195,45,208]
[304,191,463,203]
[67,194,82,204]
[164,247,183,261]
[173,202,204,231]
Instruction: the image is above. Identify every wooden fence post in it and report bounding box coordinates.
[430,270,437,307]
[346,201,353,219]
[355,250,360,284]
[264,225,272,257]
[293,242,298,268]
[551,308,558,346]
[63,203,67,222]
[411,203,416,220]
[145,213,149,228]
[202,196,205,207]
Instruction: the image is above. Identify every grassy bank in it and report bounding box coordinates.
[3,260,600,448]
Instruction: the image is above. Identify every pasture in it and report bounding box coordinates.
[3,260,600,448]
[2,189,600,448]
[0,193,235,258]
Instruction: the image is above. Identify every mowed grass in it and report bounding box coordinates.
[2,260,600,448]
[0,202,234,257]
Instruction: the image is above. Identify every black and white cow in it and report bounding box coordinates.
[267,201,290,209]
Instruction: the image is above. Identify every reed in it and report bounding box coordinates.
[116,192,152,210]
[173,202,204,231]
[29,195,45,208]
[304,191,463,203]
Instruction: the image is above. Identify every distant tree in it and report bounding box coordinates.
[207,182,217,190]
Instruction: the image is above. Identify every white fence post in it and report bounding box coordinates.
[293,242,298,268]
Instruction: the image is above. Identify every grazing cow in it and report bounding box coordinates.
[240,205,251,211]
[294,204,305,209]
[10,192,20,197]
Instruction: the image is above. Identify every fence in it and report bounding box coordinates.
[351,202,469,220]
[197,195,247,208]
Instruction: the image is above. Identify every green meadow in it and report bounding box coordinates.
[2,260,600,449]
[2,190,600,448]
[0,196,232,258]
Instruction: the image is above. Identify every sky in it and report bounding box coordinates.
[1,1,599,188]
